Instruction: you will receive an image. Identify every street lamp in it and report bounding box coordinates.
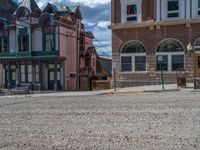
[157,54,164,90]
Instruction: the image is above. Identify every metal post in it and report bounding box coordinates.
[160,63,164,90]
[113,67,116,91]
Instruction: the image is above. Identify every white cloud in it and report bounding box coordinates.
[97,21,110,29]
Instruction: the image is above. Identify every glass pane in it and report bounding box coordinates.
[22,36,28,51]
[157,55,168,71]
[35,65,39,73]
[121,56,132,72]
[50,72,54,80]
[198,0,200,8]
[172,55,184,71]
[45,34,54,51]
[11,65,16,69]
[127,16,137,21]
[168,0,179,11]
[12,72,16,80]
[36,74,40,82]
[48,64,54,69]
[21,74,25,82]
[28,65,32,73]
[135,56,146,71]
[28,74,32,82]
[20,65,25,73]
[122,41,145,53]
[127,5,137,15]
[57,72,61,80]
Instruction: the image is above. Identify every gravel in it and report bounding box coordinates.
[0,91,200,150]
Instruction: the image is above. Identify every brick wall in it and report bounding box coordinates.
[112,0,155,24]
[112,23,198,87]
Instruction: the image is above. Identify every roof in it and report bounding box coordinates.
[14,0,41,15]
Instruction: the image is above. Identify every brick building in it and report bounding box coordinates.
[110,0,200,87]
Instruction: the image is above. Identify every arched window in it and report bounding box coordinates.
[40,15,55,51]
[156,38,184,71]
[121,40,146,72]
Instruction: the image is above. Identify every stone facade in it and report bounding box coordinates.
[110,0,200,87]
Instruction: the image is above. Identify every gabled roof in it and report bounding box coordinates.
[14,0,41,16]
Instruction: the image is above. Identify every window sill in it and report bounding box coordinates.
[120,71,147,74]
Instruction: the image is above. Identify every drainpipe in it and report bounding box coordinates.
[76,21,80,91]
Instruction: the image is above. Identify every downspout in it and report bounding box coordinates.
[76,22,80,91]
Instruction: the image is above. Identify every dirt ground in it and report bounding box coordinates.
[0,91,200,150]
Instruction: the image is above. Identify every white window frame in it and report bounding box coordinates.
[167,0,179,18]
[121,53,146,73]
[161,0,185,21]
[156,52,185,72]
[120,0,142,23]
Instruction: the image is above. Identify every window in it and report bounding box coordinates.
[121,40,146,72]
[27,65,32,82]
[127,4,137,21]
[35,65,40,83]
[43,18,55,51]
[198,0,200,15]
[20,65,26,82]
[121,56,132,72]
[172,55,184,71]
[18,28,29,52]
[20,64,32,83]
[167,0,179,18]
[157,55,168,71]
[0,37,8,53]
[135,56,146,71]
[156,38,184,72]
[0,22,8,53]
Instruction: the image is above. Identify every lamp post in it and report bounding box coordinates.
[158,54,164,90]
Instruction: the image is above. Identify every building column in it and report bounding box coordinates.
[54,61,57,91]
[156,0,161,21]
[137,0,142,22]
[16,62,20,87]
[7,63,11,89]
[32,63,36,90]
[39,62,42,90]
[186,0,191,19]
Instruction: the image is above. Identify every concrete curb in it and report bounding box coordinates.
[109,88,180,94]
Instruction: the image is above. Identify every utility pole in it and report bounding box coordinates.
[113,67,117,91]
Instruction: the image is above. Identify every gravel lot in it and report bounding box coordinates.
[0,91,200,150]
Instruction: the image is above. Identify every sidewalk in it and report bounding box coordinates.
[0,83,196,98]
[110,83,194,94]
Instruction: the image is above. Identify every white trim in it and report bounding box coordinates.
[120,0,142,23]
[161,0,185,21]
[121,53,146,72]
[156,52,185,72]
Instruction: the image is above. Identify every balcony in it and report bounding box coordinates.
[0,51,59,59]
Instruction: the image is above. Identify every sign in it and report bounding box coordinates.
[158,55,163,62]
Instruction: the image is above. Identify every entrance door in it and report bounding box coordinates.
[48,70,54,90]
[194,54,200,89]
[10,70,16,87]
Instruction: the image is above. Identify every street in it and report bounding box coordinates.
[0,91,200,149]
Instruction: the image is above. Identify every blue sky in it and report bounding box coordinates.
[17,0,112,57]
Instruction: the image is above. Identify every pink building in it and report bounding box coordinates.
[0,0,98,91]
